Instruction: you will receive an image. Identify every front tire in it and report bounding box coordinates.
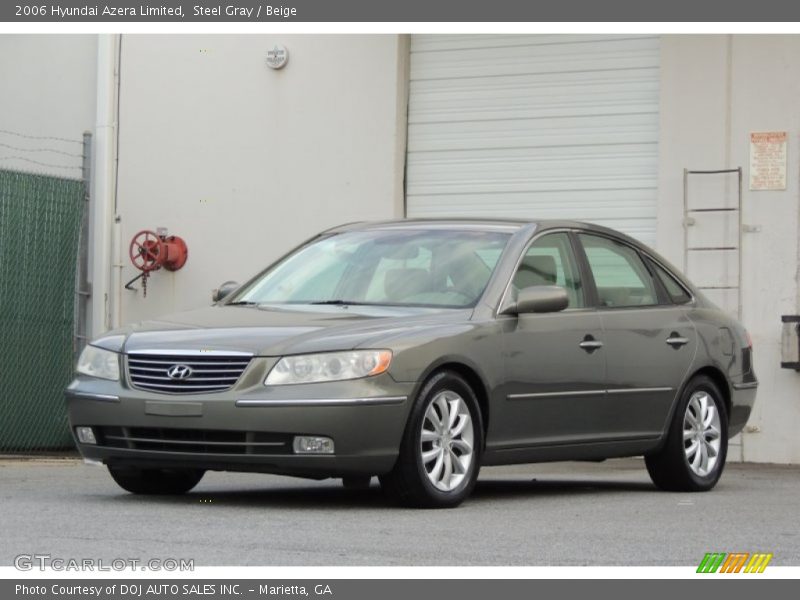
[108,466,205,495]
[380,371,483,508]
[645,375,728,491]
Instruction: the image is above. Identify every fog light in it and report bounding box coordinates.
[293,436,334,454]
[75,427,97,445]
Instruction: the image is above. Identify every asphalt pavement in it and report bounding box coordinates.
[1,457,798,566]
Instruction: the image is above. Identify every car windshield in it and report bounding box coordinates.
[230,229,512,308]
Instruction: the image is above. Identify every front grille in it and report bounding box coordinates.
[127,353,251,394]
[97,426,292,455]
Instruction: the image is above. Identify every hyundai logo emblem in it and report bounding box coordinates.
[166,364,193,380]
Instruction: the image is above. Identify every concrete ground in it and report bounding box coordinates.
[1,457,798,566]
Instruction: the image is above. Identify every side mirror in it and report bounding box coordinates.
[501,285,569,315]
[212,281,240,303]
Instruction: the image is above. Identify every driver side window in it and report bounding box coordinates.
[512,233,584,308]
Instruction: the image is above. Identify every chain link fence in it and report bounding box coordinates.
[0,168,85,452]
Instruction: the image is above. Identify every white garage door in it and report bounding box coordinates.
[406,35,660,245]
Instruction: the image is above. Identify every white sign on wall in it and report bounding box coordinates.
[749,131,787,191]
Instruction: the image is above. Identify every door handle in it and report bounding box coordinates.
[579,336,604,352]
[666,334,689,347]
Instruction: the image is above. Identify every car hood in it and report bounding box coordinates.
[110,304,472,356]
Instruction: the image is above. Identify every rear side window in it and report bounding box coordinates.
[578,234,658,308]
[649,260,692,304]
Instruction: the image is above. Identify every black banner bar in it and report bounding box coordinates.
[4,580,799,600]
[4,0,800,22]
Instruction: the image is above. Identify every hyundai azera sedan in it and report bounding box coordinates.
[67,219,758,507]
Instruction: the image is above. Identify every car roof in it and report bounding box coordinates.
[325,218,529,232]
[326,218,634,240]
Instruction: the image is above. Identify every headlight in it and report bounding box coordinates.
[76,344,120,381]
[265,350,392,385]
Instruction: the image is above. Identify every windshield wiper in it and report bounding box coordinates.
[226,300,259,306]
[309,300,374,306]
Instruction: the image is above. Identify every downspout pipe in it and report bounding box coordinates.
[89,34,119,337]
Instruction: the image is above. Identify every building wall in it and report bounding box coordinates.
[0,35,96,176]
[658,35,800,463]
[114,34,408,326]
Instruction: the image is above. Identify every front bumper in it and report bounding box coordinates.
[65,373,415,478]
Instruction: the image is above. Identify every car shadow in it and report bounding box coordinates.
[472,478,657,500]
[104,483,387,509]
[100,476,657,509]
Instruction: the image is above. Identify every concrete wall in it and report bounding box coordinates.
[658,35,800,463]
[0,35,96,176]
[114,34,408,326]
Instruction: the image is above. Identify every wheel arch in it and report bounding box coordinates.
[687,365,732,419]
[660,364,732,441]
[414,358,492,443]
[649,364,732,457]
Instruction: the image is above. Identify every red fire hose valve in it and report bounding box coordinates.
[128,229,188,296]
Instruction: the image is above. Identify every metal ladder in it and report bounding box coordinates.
[682,167,743,319]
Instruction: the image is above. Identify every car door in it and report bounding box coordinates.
[494,231,607,449]
[576,233,697,440]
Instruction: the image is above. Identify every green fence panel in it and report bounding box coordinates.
[0,169,84,451]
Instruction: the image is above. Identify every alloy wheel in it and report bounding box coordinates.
[683,391,722,477]
[420,390,474,491]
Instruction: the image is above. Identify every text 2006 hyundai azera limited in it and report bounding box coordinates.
[67,219,758,507]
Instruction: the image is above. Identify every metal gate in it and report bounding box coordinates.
[0,135,88,452]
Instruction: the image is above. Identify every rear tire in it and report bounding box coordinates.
[380,371,483,508]
[645,375,728,492]
[108,466,204,495]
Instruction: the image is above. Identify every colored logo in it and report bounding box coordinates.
[697,552,773,573]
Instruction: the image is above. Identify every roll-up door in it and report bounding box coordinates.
[406,35,660,245]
